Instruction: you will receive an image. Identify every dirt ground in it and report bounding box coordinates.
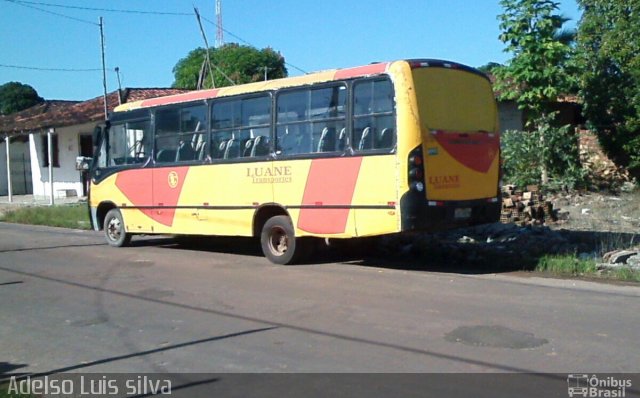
[375,189,639,274]
[548,190,640,234]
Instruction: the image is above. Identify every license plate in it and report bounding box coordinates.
[454,207,472,219]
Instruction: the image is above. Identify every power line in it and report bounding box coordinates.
[7,0,191,15]
[200,15,308,74]
[3,0,98,25]
[6,0,309,74]
[0,63,117,73]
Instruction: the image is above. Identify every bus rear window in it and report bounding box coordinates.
[412,68,496,133]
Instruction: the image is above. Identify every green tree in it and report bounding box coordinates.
[477,62,503,74]
[0,82,44,115]
[172,43,288,89]
[495,0,577,117]
[575,0,640,178]
[496,0,584,188]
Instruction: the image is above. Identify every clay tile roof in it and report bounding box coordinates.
[0,88,190,135]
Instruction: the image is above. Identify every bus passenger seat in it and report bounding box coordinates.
[176,141,197,161]
[224,139,241,159]
[197,142,208,160]
[317,127,336,152]
[358,127,372,150]
[215,140,228,158]
[337,127,347,151]
[378,128,394,149]
[243,138,255,157]
[156,149,177,163]
[251,136,269,157]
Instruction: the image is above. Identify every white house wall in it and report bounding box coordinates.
[30,122,96,199]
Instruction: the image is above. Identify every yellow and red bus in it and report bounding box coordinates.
[88,59,500,264]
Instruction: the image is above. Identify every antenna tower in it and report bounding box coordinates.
[215,0,224,48]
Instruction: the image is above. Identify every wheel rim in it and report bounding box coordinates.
[268,226,288,256]
[106,216,122,242]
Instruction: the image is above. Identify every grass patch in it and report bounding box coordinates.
[0,204,90,229]
[536,254,640,282]
[536,254,597,276]
[613,266,640,282]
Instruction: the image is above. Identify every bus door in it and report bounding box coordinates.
[107,120,156,233]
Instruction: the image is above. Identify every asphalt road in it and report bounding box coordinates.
[1,222,639,396]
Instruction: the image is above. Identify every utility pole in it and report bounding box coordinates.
[193,7,216,89]
[216,0,224,48]
[47,128,54,206]
[115,66,123,105]
[99,17,108,120]
[263,66,273,81]
[5,135,11,203]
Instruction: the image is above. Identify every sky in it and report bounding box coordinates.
[0,0,582,101]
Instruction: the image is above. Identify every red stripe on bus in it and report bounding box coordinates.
[433,131,499,173]
[151,167,190,226]
[115,169,156,221]
[334,63,389,80]
[140,89,219,108]
[115,166,190,226]
[297,157,363,234]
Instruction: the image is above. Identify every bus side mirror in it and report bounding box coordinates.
[76,156,92,171]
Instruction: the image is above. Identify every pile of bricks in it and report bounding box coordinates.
[500,184,557,225]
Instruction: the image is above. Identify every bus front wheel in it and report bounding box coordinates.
[103,208,131,247]
[260,215,304,265]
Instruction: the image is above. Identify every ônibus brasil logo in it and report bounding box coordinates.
[567,374,632,397]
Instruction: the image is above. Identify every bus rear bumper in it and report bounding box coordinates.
[400,193,501,232]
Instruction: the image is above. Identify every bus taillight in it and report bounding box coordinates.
[408,146,425,192]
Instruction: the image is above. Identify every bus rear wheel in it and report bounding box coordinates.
[103,208,131,247]
[260,215,304,265]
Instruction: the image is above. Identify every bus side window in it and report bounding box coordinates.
[353,78,396,151]
[212,94,271,160]
[176,105,207,162]
[155,108,179,163]
[276,84,345,156]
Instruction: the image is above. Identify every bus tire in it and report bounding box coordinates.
[260,215,303,265]
[103,208,131,247]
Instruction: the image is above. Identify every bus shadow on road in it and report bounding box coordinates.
[143,235,265,257]
[131,230,639,277]
[138,235,538,274]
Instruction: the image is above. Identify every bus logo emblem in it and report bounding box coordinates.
[168,171,179,188]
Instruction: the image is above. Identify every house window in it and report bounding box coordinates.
[42,133,60,167]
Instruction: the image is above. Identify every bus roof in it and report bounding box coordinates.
[113,59,483,113]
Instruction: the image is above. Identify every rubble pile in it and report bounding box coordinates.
[598,248,640,271]
[500,184,558,226]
